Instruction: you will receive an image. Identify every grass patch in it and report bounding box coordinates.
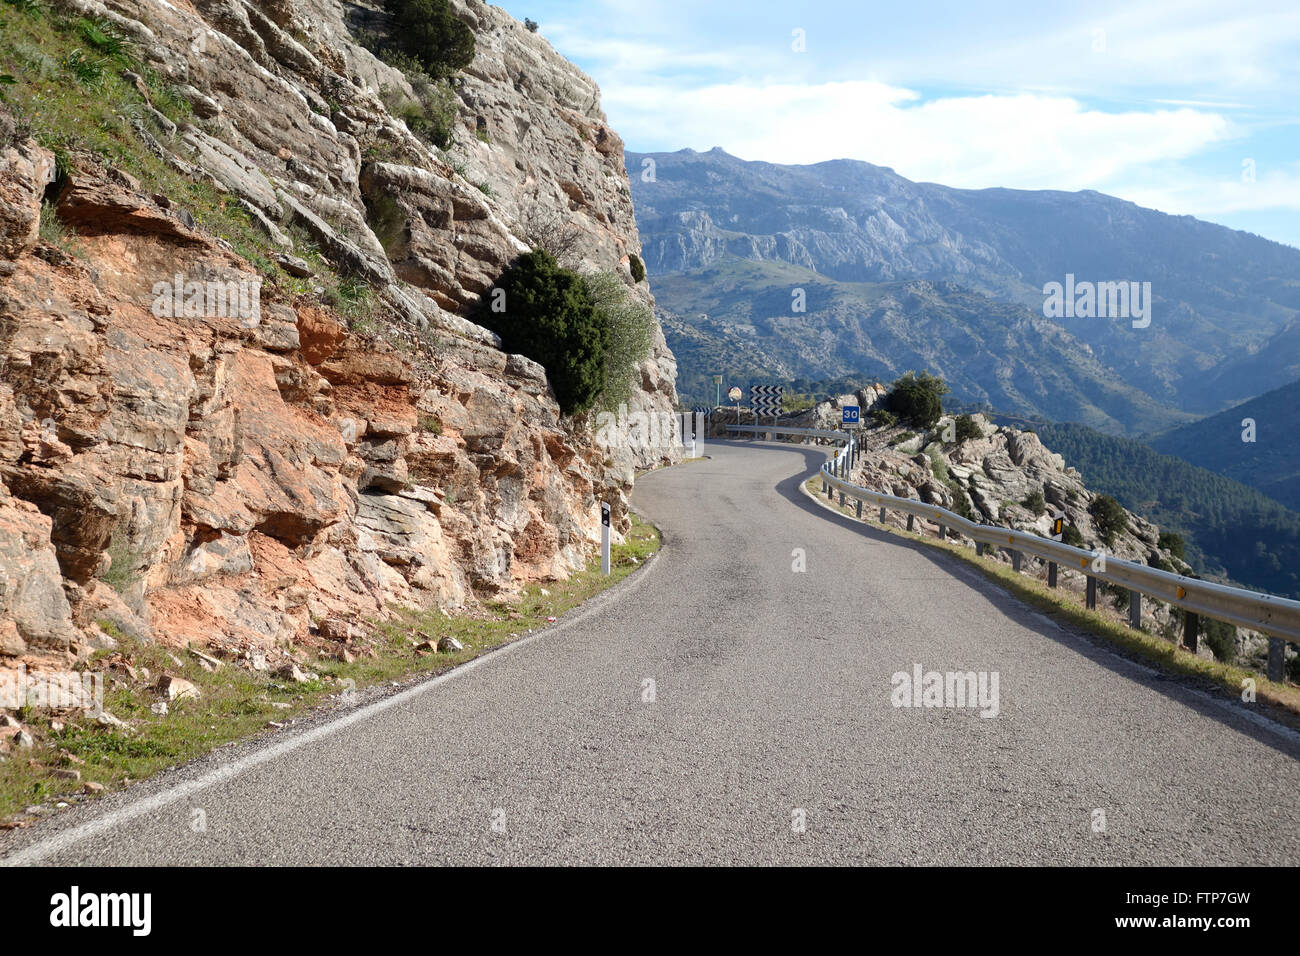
[0,515,660,824]
[801,476,1300,722]
[0,0,385,317]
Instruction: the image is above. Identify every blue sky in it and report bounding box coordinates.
[497,0,1300,248]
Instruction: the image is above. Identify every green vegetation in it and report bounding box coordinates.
[628,253,645,283]
[0,0,378,317]
[1202,618,1237,664]
[477,252,654,417]
[380,0,475,79]
[780,391,816,413]
[378,73,459,150]
[1022,489,1047,515]
[1037,422,1300,598]
[869,408,897,428]
[1158,530,1186,561]
[583,271,655,413]
[886,371,948,429]
[417,412,442,436]
[1150,378,1300,513]
[1061,524,1085,549]
[952,413,983,443]
[478,250,608,415]
[1,515,660,821]
[100,533,139,596]
[1088,494,1128,548]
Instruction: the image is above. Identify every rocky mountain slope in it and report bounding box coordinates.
[655,258,1188,433]
[629,147,1300,425]
[0,0,677,678]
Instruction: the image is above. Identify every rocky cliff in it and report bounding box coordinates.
[0,0,677,676]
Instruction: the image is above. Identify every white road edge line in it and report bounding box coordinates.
[2,538,667,867]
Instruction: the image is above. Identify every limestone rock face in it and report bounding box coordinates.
[0,0,677,677]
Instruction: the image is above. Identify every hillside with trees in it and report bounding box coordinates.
[1035,423,1300,598]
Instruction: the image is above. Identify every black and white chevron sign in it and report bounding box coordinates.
[750,384,784,415]
[692,405,712,417]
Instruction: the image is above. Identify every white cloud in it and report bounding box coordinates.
[608,80,1236,192]
[1116,162,1300,218]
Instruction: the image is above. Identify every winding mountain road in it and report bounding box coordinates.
[4,440,1298,865]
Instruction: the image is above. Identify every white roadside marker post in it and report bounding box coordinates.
[601,501,611,575]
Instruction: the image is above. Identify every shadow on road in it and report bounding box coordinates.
[710,439,1300,761]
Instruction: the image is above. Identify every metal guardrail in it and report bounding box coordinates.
[726,424,1300,673]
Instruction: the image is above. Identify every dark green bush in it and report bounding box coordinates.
[583,271,654,412]
[953,413,983,443]
[1158,530,1186,561]
[479,250,608,415]
[1061,524,1085,548]
[382,0,475,79]
[524,18,538,32]
[628,253,645,283]
[1202,618,1237,663]
[1147,551,1176,573]
[869,408,896,428]
[886,371,948,429]
[1088,494,1128,547]
[1022,489,1046,515]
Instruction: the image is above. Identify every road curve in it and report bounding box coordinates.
[4,440,1298,865]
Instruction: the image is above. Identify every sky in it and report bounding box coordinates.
[497,0,1300,248]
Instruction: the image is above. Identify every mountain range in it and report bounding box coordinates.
[629,147,1300,427]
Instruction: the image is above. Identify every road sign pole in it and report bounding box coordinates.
[600,502,611,575]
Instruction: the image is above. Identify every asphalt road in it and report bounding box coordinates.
[4,440,1299,865]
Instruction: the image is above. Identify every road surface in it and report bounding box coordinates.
[4,440,1298,865]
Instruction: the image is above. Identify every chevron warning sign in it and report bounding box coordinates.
[750,384,784,417]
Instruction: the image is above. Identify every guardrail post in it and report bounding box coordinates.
[906,514,914,532]
[1128,590,1141,629]
[855,500,862,519]
[879,506,886,523]
[1086,576,1097,610]
[1268,638,1285,682]
[1011,550,1021,573]
[839,491,845,506]
[827,481,833,500]
[937,522,946,539]
[1048,561,1057,588]
[976,542,985,557]
[1183,612,1199,652]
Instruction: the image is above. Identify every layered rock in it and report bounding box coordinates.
[0,0,678,679]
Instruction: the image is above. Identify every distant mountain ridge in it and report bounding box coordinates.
[1149,378,1300,512]
[629,148,1300,423]
[654,258,1192,434]
[1035,423,1300,599]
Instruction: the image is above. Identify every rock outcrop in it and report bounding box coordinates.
[0,0,678,679]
